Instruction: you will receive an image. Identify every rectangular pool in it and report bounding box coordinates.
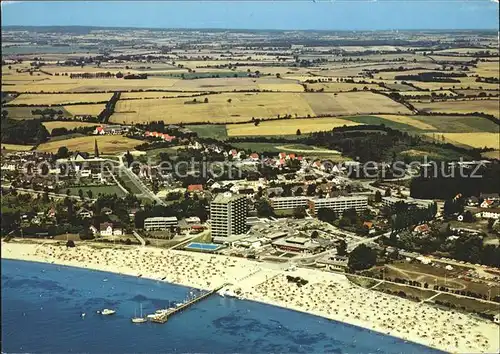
[185,242,222,251]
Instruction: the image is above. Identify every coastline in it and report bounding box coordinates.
[2,240,499,354]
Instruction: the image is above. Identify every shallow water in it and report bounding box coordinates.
[1,259,442,353]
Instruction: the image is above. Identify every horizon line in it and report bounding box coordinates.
[2,24,499,32]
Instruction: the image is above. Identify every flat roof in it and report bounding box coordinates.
[270,196,310,202]
[311,196,368,203]
[144,216,178,222]
[212,193,246,204]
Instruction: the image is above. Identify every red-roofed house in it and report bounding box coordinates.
[144,131,151,137]
[187,184,204,193]
[94,126,105,135]
[162,133,174,142]
[278,152,286,159]
[413,224,430,235]
[250,153,259,161]
[288,153,296,160]
[481,199,495,208]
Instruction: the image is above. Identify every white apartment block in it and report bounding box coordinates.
[270,196,310,210]
[309,196,368,215]
[144,216,178,231]
[210,192,247,238]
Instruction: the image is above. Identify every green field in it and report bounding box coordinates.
[5,106,72,120]
[67,185,127,197]
[188,124,228,140]
[341,115,425,132]
[410,115,499,133]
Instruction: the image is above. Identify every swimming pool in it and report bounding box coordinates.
[185,242,222,251]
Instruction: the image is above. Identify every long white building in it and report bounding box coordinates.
[210,192,247,238]
[144,216,178,231]
[270,196,309,210]
[309,196,368,215]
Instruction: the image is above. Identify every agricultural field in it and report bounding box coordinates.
[226,117,361,136]
[474,60,500,78]
[42,121,99,133]
[414,77,499,91]
[188,125,228,140]
[6,93,112,105]
[4,106,72,120]
[36,135,140,154]
[373,115,437,130]
[111,92,316,124]
[410,115,499,133]
[63,104,106,116]
[120,92,204,99]
[303,92,412,116]
[1,143,33,152]
[398,90,457,97]
[305,82,384,92]
[412,99,500,118]
[423,132,499,149]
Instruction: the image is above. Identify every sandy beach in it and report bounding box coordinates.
[2,240,499,354]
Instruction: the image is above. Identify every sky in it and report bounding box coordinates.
[1,1,499,31]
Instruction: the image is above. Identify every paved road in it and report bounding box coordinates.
[132,230,146,247]
[2,185,96,202]
[116,155,166,206]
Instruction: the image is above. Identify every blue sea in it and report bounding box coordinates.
[1,259,442,353]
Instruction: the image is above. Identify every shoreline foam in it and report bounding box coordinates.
[2,240,499,353]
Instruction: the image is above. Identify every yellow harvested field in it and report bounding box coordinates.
[375,115,437,130]
[8,93,112,105]
[63,104,106,116]
[303,92,412,116]
[481,150,500,160]
[414,77,499,91]
[475,61,500,78]
[2,75,179,93]
[42,121,99,133]
[257,83,304,92]
[36,135,140,154]
[226,117,362,136]
[111,93,315,124]
[120,92,203,99]
[424,133,499,149]
[398,90,457,97]
[306,83,385,92]
[1,143,34,151]
[412,99,499,118]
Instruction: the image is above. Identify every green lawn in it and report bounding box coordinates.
[67,185,127,197]
[189,124,228,140]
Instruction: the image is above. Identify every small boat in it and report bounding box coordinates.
[81,313,86,318]
[101,309,116,316]
[103,279,108,282]
[131,304,147,324]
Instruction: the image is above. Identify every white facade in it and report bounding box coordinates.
[210,193,247,238]
[309,196,368,215]
[144,216,178,231]
[270,196,309,210]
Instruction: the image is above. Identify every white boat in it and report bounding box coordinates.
[131,304,147,324]
[81,313,86,318]
[101,308,116,315]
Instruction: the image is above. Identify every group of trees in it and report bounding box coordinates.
[69,72,115,79]
[394,71,466,82]
[410,164,500,199]
[348,244,377,271]
[0,116,50,145]
[389,201,437,232]
[97,92,120,123]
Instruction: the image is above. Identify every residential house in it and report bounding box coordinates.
[101,207,113,215]
[481,199,496,209]
[77,208,93,219]
[187,184,204,193]
[99,222,123,236]
[46,207,57,219]
[413,224,431,235]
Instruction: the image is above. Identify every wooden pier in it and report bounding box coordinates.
[150,284,227,324]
